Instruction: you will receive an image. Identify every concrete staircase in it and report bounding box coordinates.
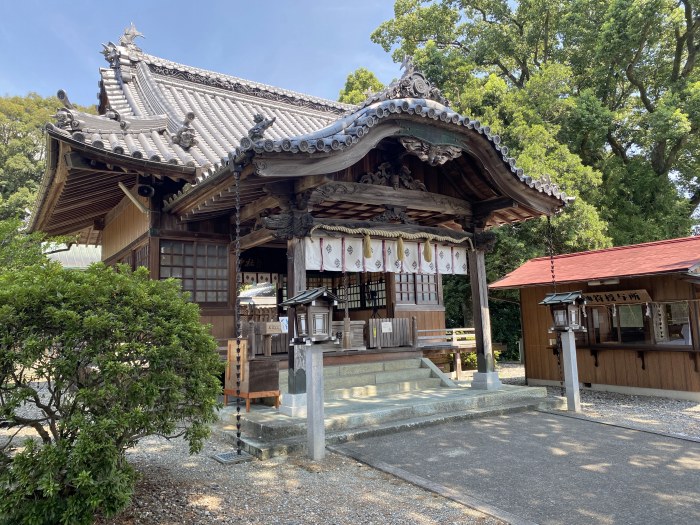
[217,359,563,459]
[278,358,450,401]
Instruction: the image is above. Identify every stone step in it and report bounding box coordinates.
[325,377,442,401]
[279,358,437,398]
[238,385,549,442]
[323,367,432,390]
[227,396,564,460]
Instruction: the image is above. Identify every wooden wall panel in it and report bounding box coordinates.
[201,312,235,345]
[102,196,149,260]
[393,307,446,331]
[520,277,700,392]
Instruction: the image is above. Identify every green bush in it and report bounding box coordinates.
[0,263,223,525]
[453,350,501,370]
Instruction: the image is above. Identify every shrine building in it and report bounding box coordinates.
[29,26,569,395]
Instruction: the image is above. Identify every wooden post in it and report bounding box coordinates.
[411,316,418,349]
[468,248,493,373]
[468,247,501,389]
[560,331,582,412]
[286,237,306,396]
[453,348,462,381]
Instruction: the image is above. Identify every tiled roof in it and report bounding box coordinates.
[490,236,700,289]
[279,287,343,306]
[46,28,569,203]
[47,244,102,269]
[48,39,350,177]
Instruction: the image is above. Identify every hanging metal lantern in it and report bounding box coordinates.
[540,291,587,332]
[280,287,343,344]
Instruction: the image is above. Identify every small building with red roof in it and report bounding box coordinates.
[491,236,700,400]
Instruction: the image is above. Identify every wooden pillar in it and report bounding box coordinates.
[286,237,307,396]
[468,248,495,374]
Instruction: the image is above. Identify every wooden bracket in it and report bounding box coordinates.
[118,181,149,214]
[637,350,646,371]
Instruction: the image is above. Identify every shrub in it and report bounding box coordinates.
[0,263,223,525]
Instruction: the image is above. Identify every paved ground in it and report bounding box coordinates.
[332,410,700,525]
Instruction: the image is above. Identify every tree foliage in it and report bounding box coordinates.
[373,0,699,245]
[0,264,223,525]
[374,0,700,349]
[338,67,385,104]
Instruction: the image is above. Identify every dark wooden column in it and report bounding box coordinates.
[287,237,307,395]
[468,247,494,373]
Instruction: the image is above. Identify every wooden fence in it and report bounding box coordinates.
[367,318,413,349]
[415,327,476,349]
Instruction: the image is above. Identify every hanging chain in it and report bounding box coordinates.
[547,215,564,394]
[234,167,242,455]
[547,215,557,294]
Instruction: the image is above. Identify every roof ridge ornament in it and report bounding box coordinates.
[172,112,197,149]
[120,23,144,51]
[357,55,449,110]
[248,113,276,141]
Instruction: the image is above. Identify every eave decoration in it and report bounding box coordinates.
[358,162,426,191]
[357,55,449,109]
[399,137,463,166]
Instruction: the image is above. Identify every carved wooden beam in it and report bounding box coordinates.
[239,228,276,251]
[473,198,517,221]
[309,182,472,217]
[294,175,329,194]
[237,195,282,223]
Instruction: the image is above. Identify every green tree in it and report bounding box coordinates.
[373,0,699,244]
[0,263,223,525]
[0,218,49,272]
[0,95,57,209]
[338,67,385,104]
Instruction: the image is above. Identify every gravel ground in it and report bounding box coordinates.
[93,434,500,525]
[497,362,700,440]
[7,363,700,524]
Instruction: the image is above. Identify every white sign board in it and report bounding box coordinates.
[381,321,393,333]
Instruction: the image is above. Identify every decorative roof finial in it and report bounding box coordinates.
[57,89,74,109]
[172,112,197,149]
[400,55,415,77]
[247,113,276,141]
[120,23,144,50]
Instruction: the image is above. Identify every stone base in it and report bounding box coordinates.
[471,371,502,390]
[279,392,307,417]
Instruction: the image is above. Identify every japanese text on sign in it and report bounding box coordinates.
[583,289,652,304]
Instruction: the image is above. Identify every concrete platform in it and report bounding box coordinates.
[217,383,562,458]
[332,410,700,525]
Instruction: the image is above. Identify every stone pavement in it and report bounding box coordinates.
[331,410,700,525]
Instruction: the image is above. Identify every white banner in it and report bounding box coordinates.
[304,236,468,275]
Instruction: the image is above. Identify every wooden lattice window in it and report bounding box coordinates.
[415,274,439,304]
[307,275,334,290]
[160,240,228,304]
[395,273,439,305]
[364,273,387,309]
[395,274,415,304]
[134,244,149,269]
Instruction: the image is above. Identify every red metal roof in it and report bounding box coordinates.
[490,236,700,289]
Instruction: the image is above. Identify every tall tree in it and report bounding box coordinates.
[373,0,699,245]
[338,68,385,104]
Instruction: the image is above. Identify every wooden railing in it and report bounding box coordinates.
[415,327,476,349]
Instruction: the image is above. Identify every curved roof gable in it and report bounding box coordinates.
[34,26,570,238]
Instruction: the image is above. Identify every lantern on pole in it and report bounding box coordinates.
[540,291,585,412]
[540,291,587,332]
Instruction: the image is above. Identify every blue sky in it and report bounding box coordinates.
[0,0,399,106]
